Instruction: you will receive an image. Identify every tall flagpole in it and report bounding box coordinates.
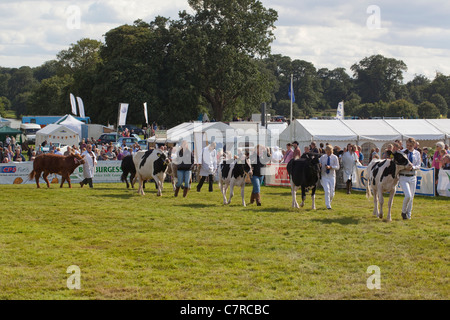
[290,74,293,142]
[290,74,293,124]
[116,103,121,143]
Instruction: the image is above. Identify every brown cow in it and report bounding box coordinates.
[29,153,85,188]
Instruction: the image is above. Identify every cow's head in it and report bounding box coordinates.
[156,152,170,172]
[72,153,85,165]
[393,151,410,166]
[307,152,321,165]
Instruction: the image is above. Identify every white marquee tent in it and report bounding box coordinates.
[35,124,80,148]
[383,119,445,142]
[156,121,235,147]
[425,119,450,145]
[280,119,449,161]
[341,119,402,150]
[55,114,84,138]
[279,119,358,149]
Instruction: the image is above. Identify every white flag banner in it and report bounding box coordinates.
[118,103,129,126]
[143,102,148,125]
[437,169,450,197]
[336,101,344,119]
[76,97,85,118]
[70,93,77,115]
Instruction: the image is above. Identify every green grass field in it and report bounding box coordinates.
[0,182,448,300]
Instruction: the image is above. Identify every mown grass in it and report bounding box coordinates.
[0,182,448,300]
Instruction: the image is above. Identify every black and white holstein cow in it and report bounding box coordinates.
[365,151,411,221]
[287,153,321,209]
[218,157,253,206]
[133,149,169,196]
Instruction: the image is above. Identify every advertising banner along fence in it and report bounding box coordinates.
[0,161,123,185]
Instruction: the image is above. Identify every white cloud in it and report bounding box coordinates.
[0,0,448,83]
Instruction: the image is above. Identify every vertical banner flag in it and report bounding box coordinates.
[76,97,85,118]
[118,103,129,126]
[70,93,77,115]
[336,101,344,119]
[288,77,295,103]
[143,102,148,125]
[437,170,450,197]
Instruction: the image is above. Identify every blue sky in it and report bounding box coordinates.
[1,0,449,82]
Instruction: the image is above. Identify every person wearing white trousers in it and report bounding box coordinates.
[399,138,421,220]
[319,145,340,209]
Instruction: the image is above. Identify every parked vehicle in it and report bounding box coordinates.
[114,137,139,149]
[97,133,119,145]
[20,123,42,143]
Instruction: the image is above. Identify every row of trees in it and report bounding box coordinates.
[1,0,449,126]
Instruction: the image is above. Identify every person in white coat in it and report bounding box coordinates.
[319,144,340,209]
[80,144,97,188]
[196,142,217,192]
[342,144,359,194]
[399,138,421,220]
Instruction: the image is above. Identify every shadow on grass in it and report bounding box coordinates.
[311,217,360,225]
[101,193,136,200]
[171,203,216,209]
[252,207,290,213]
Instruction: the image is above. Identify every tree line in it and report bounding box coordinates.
[0,0,449,127]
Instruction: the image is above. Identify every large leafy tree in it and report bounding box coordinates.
[429,93,448,116]
[386,99,418,118]
[351,54,407,103]
[92,19,171,125]
[28,75,73,115]
[318,67,353,109]
[418,101,440,118]
[176,0,278,121]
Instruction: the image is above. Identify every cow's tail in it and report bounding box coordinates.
[120,172,126,183]
[365,163,373,200]
[28,170,36,181]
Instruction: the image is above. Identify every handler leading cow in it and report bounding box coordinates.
[399,138,421,220]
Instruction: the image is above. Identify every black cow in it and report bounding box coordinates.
[287,153,321,209]
[120,155,137,189]
[366,151,410,221]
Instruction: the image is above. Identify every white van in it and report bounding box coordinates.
[20,123,42,143]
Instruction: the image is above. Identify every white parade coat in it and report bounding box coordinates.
[82,150,97,179]
[199,146,218,177]
[342,151,358,182]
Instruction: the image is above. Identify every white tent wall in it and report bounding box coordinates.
[384,119,445,144]
[425,119,450,145]
[35,124,80,148]
[280,119,358,150]
[280,118,449,164]
[55,114,84,138]
[166,122,234,150]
